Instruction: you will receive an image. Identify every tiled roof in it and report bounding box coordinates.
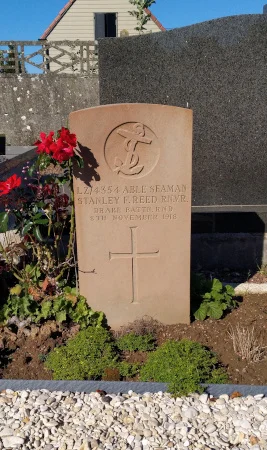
[144,8,166,32]
[40,0,166,39]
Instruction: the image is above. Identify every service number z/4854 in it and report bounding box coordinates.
[79,186,119,195]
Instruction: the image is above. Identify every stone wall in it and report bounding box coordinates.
[0,74,99,145]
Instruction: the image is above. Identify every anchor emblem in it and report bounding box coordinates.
[114,123,152,176]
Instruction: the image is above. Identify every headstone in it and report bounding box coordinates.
[70,103,192,328]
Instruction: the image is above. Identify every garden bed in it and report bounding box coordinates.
[1,293,267,386]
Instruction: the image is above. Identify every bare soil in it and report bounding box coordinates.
[1,294,267,385]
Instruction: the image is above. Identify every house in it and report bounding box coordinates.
[40,0,165,41]
[40,0,165,73]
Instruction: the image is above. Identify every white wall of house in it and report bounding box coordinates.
[46,0,161,41]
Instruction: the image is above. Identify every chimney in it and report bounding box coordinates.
[263,4,267,13]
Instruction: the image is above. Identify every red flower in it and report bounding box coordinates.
[59,127,77,148]
[54,194,69,210]
[0,174,21,196]
[34,131,55,154]
[42,185,53,197]
[34,128,77,163]
[52,138,75,163]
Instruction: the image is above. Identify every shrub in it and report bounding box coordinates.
[116,332,156,352]
[0,287,105,329]
[140,339,228,396]
[193,278,237,320]
[118,361,141,378]
[45,326,118,380]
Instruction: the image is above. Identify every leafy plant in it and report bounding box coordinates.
[193,278,237,321]
[191,273,211,301]
[0,127,83,291]
[118,361,141,378]
[128,0,156,33]
[0,287,105,329]
[116,332,156,352]
[45,327,118,380]
[140,339,228,397]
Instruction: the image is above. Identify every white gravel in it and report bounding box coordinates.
[0,389,266,449]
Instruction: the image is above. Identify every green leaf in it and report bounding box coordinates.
[32,212,44,220]
[64,286,78,295]
[25,264,41,281]
[0,212,9,233]
[225,284,235,295]
[22,221,33,235]
[211,278,223,292]
[194,303,208,321]
[211,291,222,302]
[56,310,66,323]
[53,297,67,312]
[36,201,45,209]
[20,297,32,316]
[34,219,49,225]
[25,264,33,273]
[32,267,41,282]
[41,301,52,319]
[207,302,223,319]
[33,226,43,242]
[75,155,84,168]
[28,163,36,177]
[38,153,51,171]
[64,286,72,294]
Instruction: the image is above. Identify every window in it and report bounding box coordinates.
[94,13,117,39]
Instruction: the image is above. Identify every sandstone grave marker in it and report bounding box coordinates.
[70,104,192,328]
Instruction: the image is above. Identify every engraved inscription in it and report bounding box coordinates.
[109,227,159,304]
[104,123,160,179]
[77,184,188,221]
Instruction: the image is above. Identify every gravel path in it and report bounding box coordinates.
[0,389,266,449]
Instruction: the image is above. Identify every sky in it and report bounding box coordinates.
[0,0,266,40]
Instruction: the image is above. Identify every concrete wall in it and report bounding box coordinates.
[0,74,99,145]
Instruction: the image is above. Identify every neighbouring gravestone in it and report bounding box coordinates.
[98,14,267,210]
[70,104,192,328]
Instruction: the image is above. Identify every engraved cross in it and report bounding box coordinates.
[109,226,159,304]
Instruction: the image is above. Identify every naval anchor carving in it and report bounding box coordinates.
[114,123,151,176]
[104,122,160,179]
